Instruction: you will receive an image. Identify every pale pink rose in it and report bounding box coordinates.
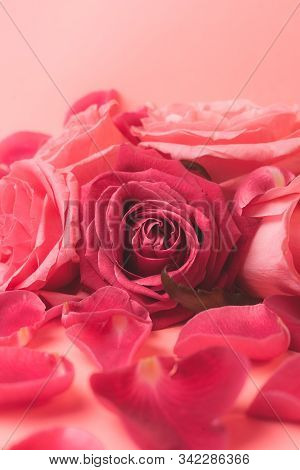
[0,159,80,291]
[36,100,124,185]
[121,100,300,182]
[237,167,300,298]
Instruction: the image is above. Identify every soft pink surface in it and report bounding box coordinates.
[0,320,299,450]
[0,0,300,450]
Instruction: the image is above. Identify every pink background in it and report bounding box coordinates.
[0,0,300,450]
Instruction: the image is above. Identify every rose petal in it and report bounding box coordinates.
[0,131,50,165]
[62,286,152,370]
[248,354,300,422]
[64,89,119,124]
[0,163,8,178]
[140,135,300,183]
[264,295,300,351]
[39,289,89,322]
[233,166,295,213]
[114,107,148,143]
[174,304,290,361]
[0,291,47,347]
[37,102,124,185]
[239,178,300,298]
[0,347,74,407]
[10,427,103,450]
[91,347,247,449]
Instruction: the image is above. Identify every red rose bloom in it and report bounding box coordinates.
[80,144,253,328]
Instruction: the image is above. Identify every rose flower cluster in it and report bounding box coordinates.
[0,90,300,449]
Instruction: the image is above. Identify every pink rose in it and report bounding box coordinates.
[120,100,300,182]
[0,131,50,165]
[80,144,253,329]
[0,159,79,291]
[237,167,300,297]
[36,100,124,185]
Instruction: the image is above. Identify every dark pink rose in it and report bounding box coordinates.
[80,144,253,328]
[0,159,80,291]
[120,100,300,182]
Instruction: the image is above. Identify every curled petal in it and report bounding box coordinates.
[114,108,148,143]
[37,102,124,185]
[0,131,50,165]
[64,89,119,124]
[248,355,300,423]
[91,347,247,449]
[0,347,74,407]
[0,163,8,178]
[264,295,300,351]
[10,427,103,450]
[174,304,290,361]
[234,166,294,213]
[0,291,47,346]
[39,289,89,322]
[140,135,300,183]
[62,286,152,370]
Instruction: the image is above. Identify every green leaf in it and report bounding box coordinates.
[161,267,258,312]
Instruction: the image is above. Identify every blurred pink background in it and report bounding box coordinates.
[1,0,300,137]
[0,0,300,450]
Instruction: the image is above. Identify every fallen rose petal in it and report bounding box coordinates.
[64,89,119,124]
[0,291,47,346]
[91,347,247,449]
[10,427,103,450]
[39,289,89,308]
[0,131,50,165]
[264,295,300,351]
[39,289,89,322]
[248,354,300,422]
[174,304,290,361]
[62,287,152,370]
[0,347,74,406]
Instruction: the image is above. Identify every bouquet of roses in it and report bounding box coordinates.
[1,90,299,449]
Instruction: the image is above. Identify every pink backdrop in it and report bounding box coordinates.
[0,0,300,450]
